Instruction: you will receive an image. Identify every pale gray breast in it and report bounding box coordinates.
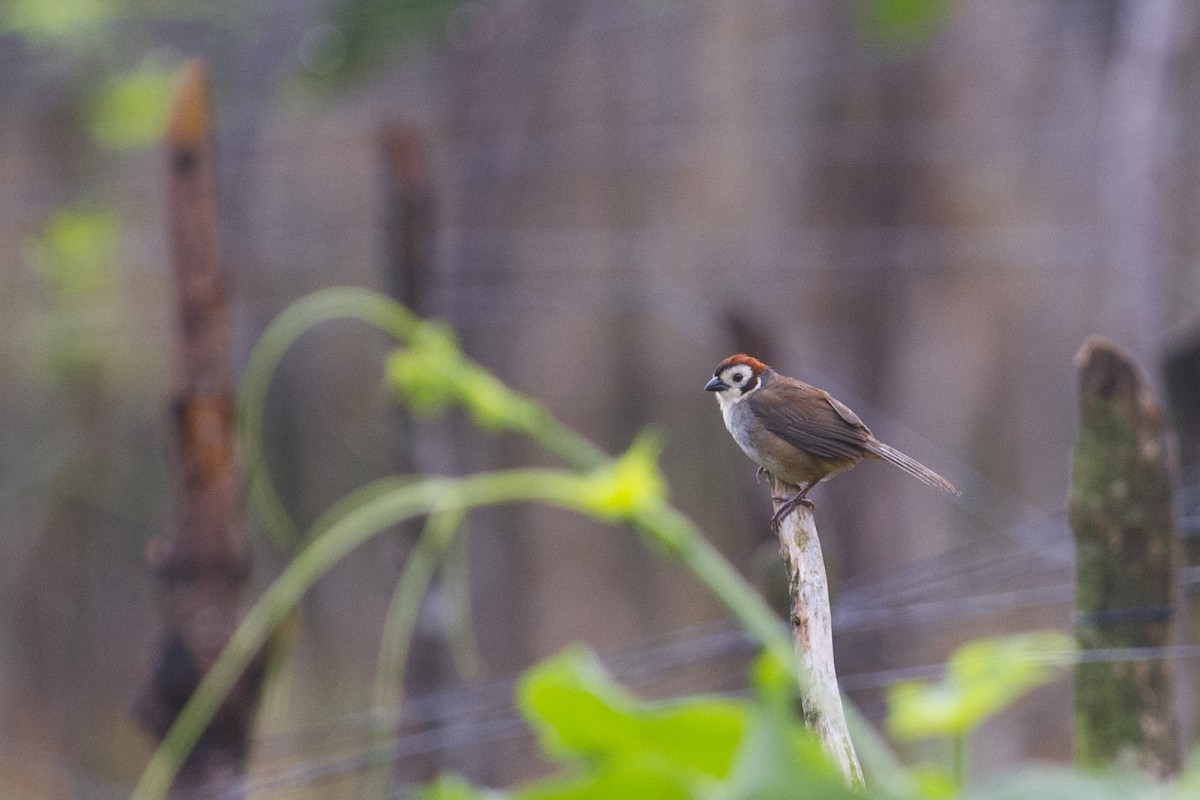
[721,399,757,455]
[723,400,793,477]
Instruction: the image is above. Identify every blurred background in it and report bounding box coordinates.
[3,0,1200,796]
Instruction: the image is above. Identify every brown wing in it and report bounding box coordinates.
[751,378,873,461]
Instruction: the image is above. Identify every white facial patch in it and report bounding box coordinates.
[713,367,759,411]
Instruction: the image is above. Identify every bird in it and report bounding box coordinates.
[705,354,960,528]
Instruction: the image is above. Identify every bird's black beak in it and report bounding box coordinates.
[705,376,728,392]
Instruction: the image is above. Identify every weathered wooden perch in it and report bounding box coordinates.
[133,60,265,797]
[1070,336,1180,778]
[770,477,863,785]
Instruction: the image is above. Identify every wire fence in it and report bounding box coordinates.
[1,0,1198,794]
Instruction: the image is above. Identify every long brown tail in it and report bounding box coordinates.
[867,441,961,496]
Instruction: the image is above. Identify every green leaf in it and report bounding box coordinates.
[387,322,543,431]
[722,711,861,800]
[748,648,794,709]
[24,208,119,295]
[510,649,861,800]
[87,60,179,149]
[576,432,667,521]
[888,631,1072,740]
[516,648,747,778]
[720,652,862,799]
[908,766,957,800]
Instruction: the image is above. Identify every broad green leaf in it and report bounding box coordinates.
[722,709,861,800]
[517,648,638,760]
[516,648,747,778]
[888,631,1072,740]
[723,652,862,799]
[909,766,957,800]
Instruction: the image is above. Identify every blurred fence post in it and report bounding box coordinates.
[133,60,264,798]
[378,121,463,786]
[1163,331,1200,740]
[380,123,434,494]
[1069,337,1180,778]
[769,478,863,785]
[381,123,435,317]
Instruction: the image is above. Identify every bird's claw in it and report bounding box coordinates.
[769,494,814,530]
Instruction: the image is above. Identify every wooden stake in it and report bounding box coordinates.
[380,123,435,316]
[133,59,264,798]
[1070,336,1180,778]
[770,478,864,785]
[1163,332,1200,742]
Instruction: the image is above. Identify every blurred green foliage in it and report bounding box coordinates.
[87,57,178,149]
[23,206,120,376]
[887,631,1072,740]
[520,648,748,779]
[0,0,118,42]
[416,633,1200,800]
[387,321,543,432]
[857,0,954,49]
[574,432,666,522]
[423,649,860,800]
[24,208,118,296]
[888,631,1072,789]
[0,0,206,152]
[313,0,463,84]
[385,315,608,469]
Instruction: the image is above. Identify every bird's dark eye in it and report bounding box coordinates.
[732,372,744,383]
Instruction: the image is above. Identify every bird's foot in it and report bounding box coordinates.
[769,491,815,531]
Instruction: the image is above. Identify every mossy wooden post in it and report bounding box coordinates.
[1070,337,1181,778]
[133,60,264,798]
[770,477,863,785]
[1163,332,1200,740]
